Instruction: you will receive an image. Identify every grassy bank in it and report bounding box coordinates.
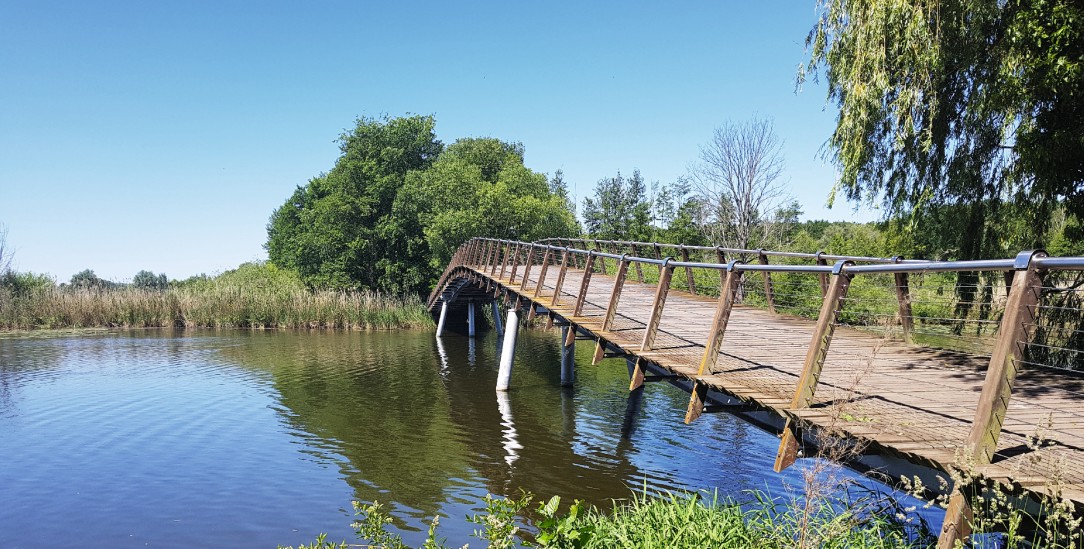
[0,263,433,331]
[282,488,931,549]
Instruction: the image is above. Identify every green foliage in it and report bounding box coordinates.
[0,271,55,297]
[351,501,410,549]
[266,114,443,291]
[69,269,113,289]
[276,532,348,549]
[467,492,533,549]
[651,179,706,245]
[582,170,653,241]
[294,488,930,549]
[267,118,576,295]
[534,496,594,548]
[132,270,168,291]
[387,137,578,294]
[805,0,1084,260]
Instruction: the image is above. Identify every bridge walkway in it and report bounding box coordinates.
[480,262,1084,505]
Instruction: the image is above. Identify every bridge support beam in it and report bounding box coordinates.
[496,306,520,391]
[773,260,854,472]
[560,325,575,387]
[467,302,476,338]
[937,250,1045,549]
[436,301,449,337]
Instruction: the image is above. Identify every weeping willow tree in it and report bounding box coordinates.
[804,0,1084,367]
[805,0,1083,256]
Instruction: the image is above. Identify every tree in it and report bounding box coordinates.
[387,137,579,294]
[650,178,705,244]
[132,270,168,291]
[804,0,1084,260]
[689,118,793,251]
[0,223,11,275]
[266,115,443,290]
[582,170,653,240]
[549,170,575,217]
[70,269,104,289]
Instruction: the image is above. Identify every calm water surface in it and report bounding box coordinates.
[0,328,894,547]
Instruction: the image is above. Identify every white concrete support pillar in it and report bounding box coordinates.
[560,325,576,387]
[436,301,449,337]
[491,301,504,337]
[496,307,520,392]
[467,302,476,338]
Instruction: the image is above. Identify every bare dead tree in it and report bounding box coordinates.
[0,223,11,275]
[690,117,791,253]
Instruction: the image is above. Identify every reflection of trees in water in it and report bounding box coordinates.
[223,328,769,533]
[223,328,660,521]
[218,330,474,521]
[438,331,647,504]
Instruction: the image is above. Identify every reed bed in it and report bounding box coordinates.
[0,272,433,331]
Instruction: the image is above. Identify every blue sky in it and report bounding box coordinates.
[1,1,876,282]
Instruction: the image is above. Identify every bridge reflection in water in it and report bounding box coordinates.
[430,237,1084,548]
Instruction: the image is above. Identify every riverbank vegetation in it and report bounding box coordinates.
[0,262,431,331]
[282,487,932,549]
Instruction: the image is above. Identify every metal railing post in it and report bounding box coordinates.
[816,251,829,297]
[680,245,696,294]
[716,247,727,289]
[893,256,915,344]
[773,260,854,472]
[759,250,776,313]
[653,242,663,277]
[938,250,1045,548]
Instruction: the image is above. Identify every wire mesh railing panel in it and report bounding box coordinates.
[905,272,1008,357]
[1025,271,1084,372]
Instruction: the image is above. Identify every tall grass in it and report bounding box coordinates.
[281,487,929,549]
[0,263,433,331]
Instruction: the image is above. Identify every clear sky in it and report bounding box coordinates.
[0,1,876,282]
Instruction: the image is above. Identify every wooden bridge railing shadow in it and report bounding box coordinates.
[428,237,1084,548]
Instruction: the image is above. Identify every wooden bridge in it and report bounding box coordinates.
[427,237,1084,547]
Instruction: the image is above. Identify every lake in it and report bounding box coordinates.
[0,328,905,547]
